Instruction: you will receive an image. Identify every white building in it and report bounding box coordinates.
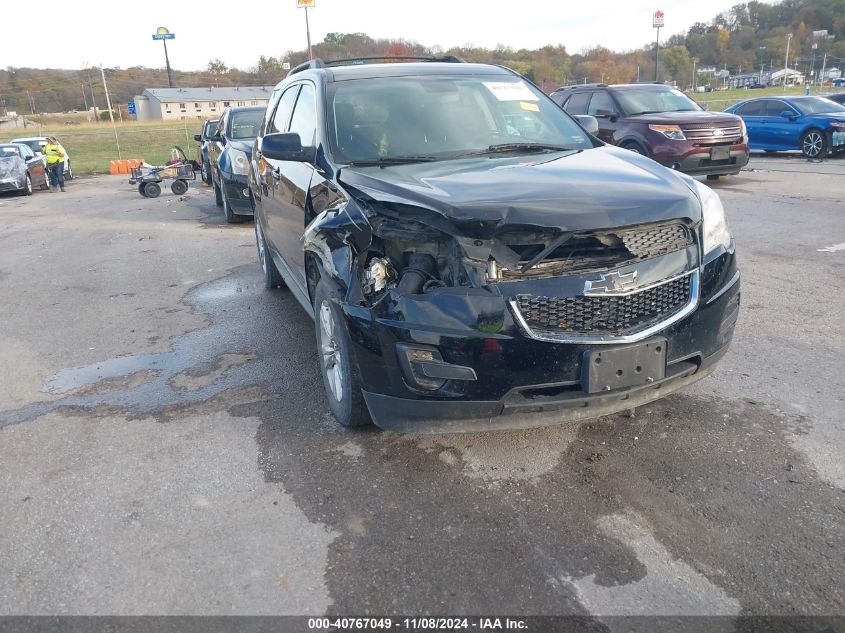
[770,68,805,86]
[132,86,274,121]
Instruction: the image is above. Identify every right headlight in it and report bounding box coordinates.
[229,148,249,175]
[694,180,732,254]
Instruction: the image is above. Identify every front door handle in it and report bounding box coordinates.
[271,166,282,179]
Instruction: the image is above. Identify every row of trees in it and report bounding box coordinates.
[2,0,844,116]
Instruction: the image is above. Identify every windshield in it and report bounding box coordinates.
[228,110,263,140]
[327,75,592,164]
[615,88,702,116]
[0,145,22,157]
[792,97,845,115]
[12,139,43,153]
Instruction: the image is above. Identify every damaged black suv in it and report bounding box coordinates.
[249,57,740,432]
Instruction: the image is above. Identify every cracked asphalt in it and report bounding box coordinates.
[0,156,843,627]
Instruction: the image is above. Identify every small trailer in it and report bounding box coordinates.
[129,147,196,198]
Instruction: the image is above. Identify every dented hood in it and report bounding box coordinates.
[339,145,701,231]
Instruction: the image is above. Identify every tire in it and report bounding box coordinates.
[144,182,161,198]
[171,179,188,196]
[65,162,73,180]
[21,174,32,196]
[706,174,721,181]
[313,277,372,428]
[222,190,245,224]
[201,161,211,184]
[213,180,223,206]
[621,141,647,156]
[255,220,284,289]
[138,183,148,197]
[801,128,828,159]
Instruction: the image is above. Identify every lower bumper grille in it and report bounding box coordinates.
[512,271,698,343]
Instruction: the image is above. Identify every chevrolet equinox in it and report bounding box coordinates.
[249,57,740,432]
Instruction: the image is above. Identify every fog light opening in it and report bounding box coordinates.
[396,344,477,392]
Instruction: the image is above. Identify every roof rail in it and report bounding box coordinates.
[288,59,327,76]
[287,55,464,75]
[325,55,464,66]
[552,83,608,91]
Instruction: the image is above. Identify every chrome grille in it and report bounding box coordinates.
[515,273,693,336]
[619,224,692,258]
[682,125,742,144]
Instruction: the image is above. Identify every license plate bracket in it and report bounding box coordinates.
[582,339,667,394]
[710,146,731,161]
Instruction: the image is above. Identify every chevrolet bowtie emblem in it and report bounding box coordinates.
[584,270,638,295]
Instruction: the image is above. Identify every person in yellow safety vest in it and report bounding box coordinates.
[43,136,67,192]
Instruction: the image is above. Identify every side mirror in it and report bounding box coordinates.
[594,108,616,119]
[781,110,797,120]
[261,132,316,163]
[193,134,202,142]
[573,115,599,135]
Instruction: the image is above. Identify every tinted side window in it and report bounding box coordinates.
[738,101,764,116]
[288,83,317,146]
[270,86,301,134]
[587,91,615,116]
[550,92,566,107]
[766,100,794,117]
[564,92,591,115]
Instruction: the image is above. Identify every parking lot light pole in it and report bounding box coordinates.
[784,33,793,86]
[653,10,665,81]
[297,0,316,60]
[100,65,121,160]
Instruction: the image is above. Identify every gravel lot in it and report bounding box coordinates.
[0,156,843,626]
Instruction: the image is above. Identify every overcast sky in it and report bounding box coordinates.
[8,0,747,71]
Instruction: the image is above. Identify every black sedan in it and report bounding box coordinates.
[207,106,264,223]
[825,93,845,106]
[0,143,49,195]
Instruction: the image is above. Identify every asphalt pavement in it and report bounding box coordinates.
[0,157,843,626]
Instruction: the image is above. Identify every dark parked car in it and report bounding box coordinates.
[550,83,750,180]
[250,58,740,432]
[824,93,845,106]
[194,118,220,184]
[207,106,264,223]
[725,96,845,158]
[0,143,49,195]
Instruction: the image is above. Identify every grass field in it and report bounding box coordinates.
[0,119,205,174]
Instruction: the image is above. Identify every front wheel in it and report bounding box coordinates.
[201,160,211,184]
[213,180,223,206]
[65,162,73,180]
[801,128,828,159]
[255,221,284,289]
[621,141,647,156]
[21,174,32,196]
[171,179,188,196]
[222,190,245,224]
[314,278,371,428]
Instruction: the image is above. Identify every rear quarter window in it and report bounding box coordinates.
[564,92,590,115]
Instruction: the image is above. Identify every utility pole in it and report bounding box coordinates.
[692,58,697,91]
[820,53,828,87]
[100,65,121,159]
[305,6,313,60]
[784,33,793,86]
[85,64,99,121]
[81,82,89,112]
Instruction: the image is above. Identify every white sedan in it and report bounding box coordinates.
[10,136,73,179]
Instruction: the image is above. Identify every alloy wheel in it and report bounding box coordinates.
[319,301,344,403]
[803,132,823,157]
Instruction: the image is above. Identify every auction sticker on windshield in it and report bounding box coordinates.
[483,81,539,101]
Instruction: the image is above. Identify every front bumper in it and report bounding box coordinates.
[0,179,24,193]
[220,172,254,215]
[341,248,740,433]
[651,141,750,176]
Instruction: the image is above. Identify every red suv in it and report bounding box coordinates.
[551,83,749,180]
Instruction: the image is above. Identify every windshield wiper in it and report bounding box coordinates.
[456,143,573,158]
[348,156,439,167]
[628,110,663,116]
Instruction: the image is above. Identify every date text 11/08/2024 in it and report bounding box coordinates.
[307,617,528,630]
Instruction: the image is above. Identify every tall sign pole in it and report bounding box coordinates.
[297,0,316,60]
[152,27,176,88]
[653,10,664,81]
